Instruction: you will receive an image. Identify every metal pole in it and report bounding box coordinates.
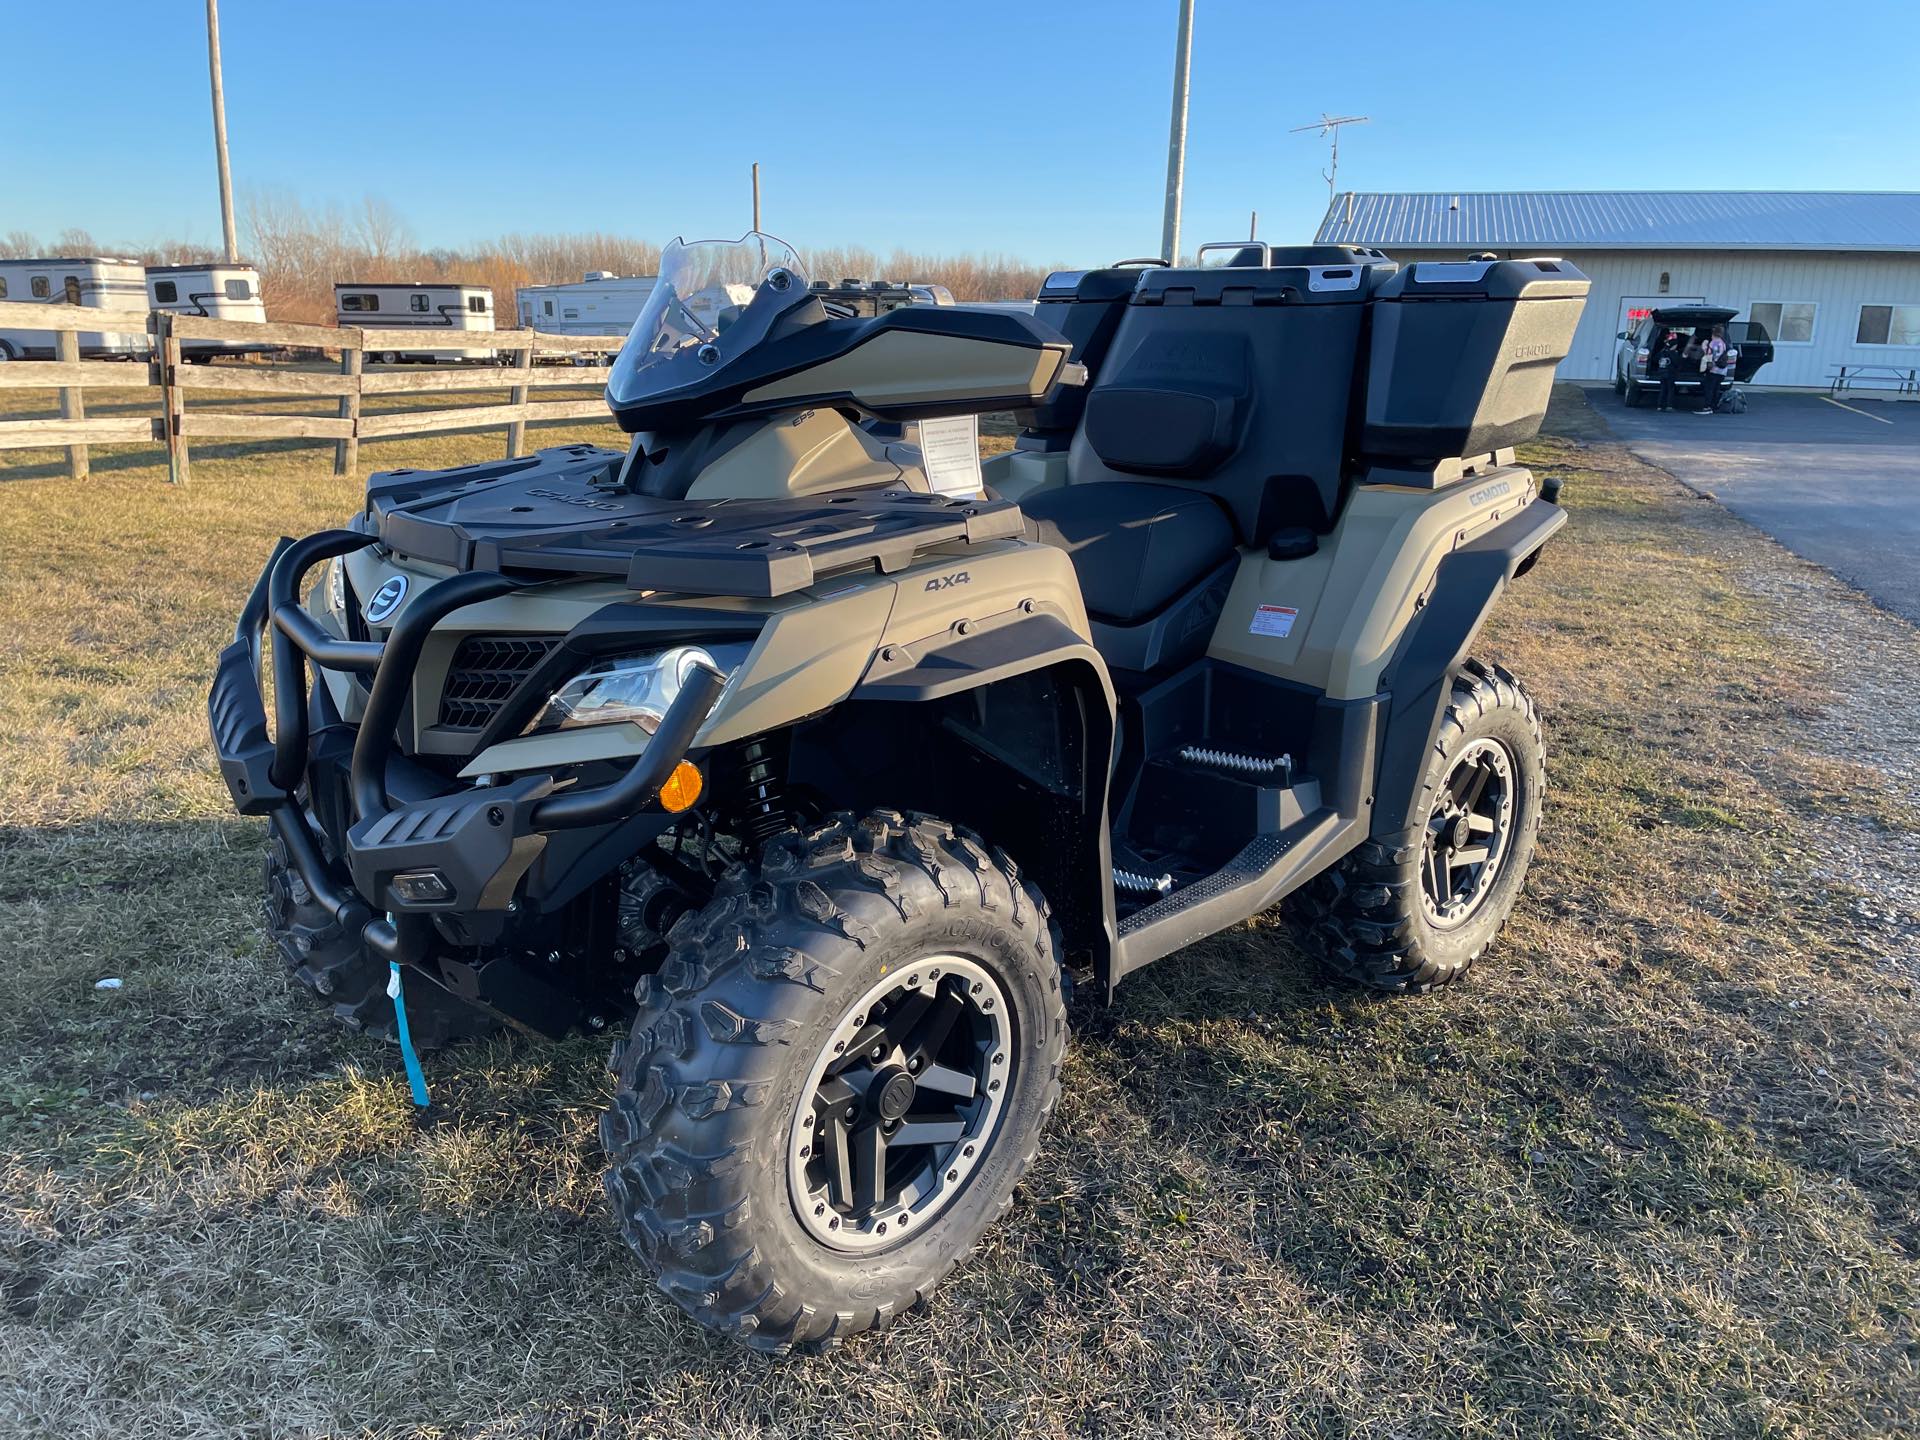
[751,163,762,232]
[1160,0,1194,265]
[206,0,238,261]
[1249,209,1257,240]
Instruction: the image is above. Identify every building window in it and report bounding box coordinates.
[1856,304,1920,347]
[224,277,252,300]
[410,293,430,312]
[1658,271,1670,295]
[467,295,487,313]
[341,293,380,312]
[0,277,7,298]
[563,308,579,319]
[30,275,50,298]
[1749,302,1815,345]
[154,280,178,303]
[63,276,82,304]
[542,299,554,316]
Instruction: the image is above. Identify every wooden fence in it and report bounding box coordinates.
[0,300,627,483]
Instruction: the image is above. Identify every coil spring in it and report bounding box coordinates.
[715,734,791,844]
[1112,868,1174,896]
[1178,745,1292,778]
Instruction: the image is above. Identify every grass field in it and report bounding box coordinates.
[2,390,1917,1438]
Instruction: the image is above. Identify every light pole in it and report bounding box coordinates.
[206,0,238,261]
[1160,0,1194,265]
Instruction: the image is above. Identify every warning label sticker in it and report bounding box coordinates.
[1249,604,1298,638]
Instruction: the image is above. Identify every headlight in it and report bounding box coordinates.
[325,556,347,616]
[521,642,749,737]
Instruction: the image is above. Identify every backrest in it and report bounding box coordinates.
[1064,258,1395,543]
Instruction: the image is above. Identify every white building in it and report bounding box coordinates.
[1315,191,1920,390]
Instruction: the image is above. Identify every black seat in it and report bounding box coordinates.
[1022,482,1236,625]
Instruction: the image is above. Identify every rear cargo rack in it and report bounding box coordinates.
[367,446,1025,598]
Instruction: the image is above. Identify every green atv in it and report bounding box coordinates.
[209,232,1588,1351]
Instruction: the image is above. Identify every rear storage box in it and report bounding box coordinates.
[1361,258,1589,463]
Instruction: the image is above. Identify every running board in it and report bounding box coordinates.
[1110,805,1363,982]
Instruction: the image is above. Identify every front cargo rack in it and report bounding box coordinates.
[366,445,1025,598]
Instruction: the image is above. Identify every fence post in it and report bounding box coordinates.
[55,327,89,481]
[504,339,534,458]
[334,337,363,477]
[155,311,191,486]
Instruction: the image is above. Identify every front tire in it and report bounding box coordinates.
[1291,659,1545,993]
[601,810,1067,1353]
[262,831,497,1049]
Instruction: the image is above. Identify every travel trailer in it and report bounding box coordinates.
[147,262,270,359]
[0,256,148,359]
[332,282,496,363]
[517,272,658,360]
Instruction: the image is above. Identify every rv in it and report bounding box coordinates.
[333,282,496,363]
[0,256,149,360]
[147,262,269,360]
[516,272,658,358]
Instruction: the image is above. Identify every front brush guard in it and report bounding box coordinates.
[207,531,725,963]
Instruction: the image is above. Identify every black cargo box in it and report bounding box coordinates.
[1360,257,1589,463]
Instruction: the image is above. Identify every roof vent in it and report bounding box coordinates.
[1450,195,1459,211]
[1344,192,1355,225]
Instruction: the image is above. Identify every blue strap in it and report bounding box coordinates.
[386,961,431,1109]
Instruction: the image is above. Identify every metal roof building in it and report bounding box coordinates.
[1316,191,1920,388]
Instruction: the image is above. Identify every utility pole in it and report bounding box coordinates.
[1160,0,1195,265]
[1249,209,1258,240]
[205,0,238,261]
[751,162,761,232]
[1290,113,1369,208]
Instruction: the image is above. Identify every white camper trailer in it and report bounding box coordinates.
[333,282,497,363]
[0,256,149,360]
[517,272,658,353]
[147,263,269,359]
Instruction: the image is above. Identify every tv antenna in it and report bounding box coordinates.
[1291,113,1369,205]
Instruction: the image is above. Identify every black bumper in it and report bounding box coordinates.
[207,531,724,960]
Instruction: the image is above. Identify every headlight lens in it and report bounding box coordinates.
[325,556,347,616]
[521,642,749,737]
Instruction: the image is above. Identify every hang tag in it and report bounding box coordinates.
[918,415,984,498]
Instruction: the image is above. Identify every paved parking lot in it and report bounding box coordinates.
[1584,385,1920,623]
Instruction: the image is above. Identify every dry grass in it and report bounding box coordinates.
[2,390,1918,1438]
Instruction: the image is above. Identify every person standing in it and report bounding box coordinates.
[1696,326,1728,414]
[1655,331,1685,411]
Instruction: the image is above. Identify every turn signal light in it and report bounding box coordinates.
[658,760,704,813]
[390,869,453,904]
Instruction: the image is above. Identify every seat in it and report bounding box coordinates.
[1022,482,1236,625]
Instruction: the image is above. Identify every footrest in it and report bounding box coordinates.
[208,637,284,816]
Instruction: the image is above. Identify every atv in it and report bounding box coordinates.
[208,232,1588,1352]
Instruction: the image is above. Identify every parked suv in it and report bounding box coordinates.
[1613,305,1774,407]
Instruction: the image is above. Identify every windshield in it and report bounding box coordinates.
[605,232,807,423]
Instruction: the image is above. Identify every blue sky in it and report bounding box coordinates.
[7,0,1916,265]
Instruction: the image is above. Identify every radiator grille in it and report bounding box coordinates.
[436,635,560,731]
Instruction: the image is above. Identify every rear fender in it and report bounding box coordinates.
[1371,497,1566,834]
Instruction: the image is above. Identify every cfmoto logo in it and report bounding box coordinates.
[364,574,409,623]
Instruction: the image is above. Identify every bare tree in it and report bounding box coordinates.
[0,230,39,259]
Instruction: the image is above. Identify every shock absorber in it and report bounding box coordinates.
[714,733,792,844]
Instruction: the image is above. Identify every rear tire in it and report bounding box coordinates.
[1612,370,1626,397]
[1621,379,1643,407]
[1290,659,1544,993]
[262,831,497,1049]
[601,810,1067,1353]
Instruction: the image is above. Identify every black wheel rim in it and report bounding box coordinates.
[788,956,1012,1252]
[1421,737,1516,928]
